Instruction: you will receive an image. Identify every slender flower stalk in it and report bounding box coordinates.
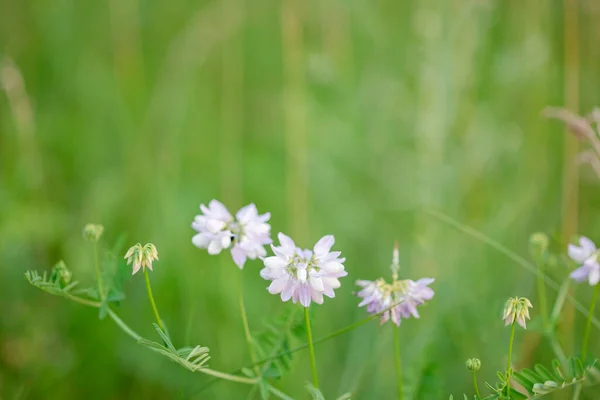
[144,268,164,331]
[582,283,600,361]
[393,324,404,400]
[83,224,105,300]
[304,306,319,388]
[237,271,261,379]
[530,233,549,330]
[465,358,481,399]
[506,320,516,395]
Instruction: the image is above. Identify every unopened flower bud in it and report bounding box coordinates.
[83,223,104,242]
[529,232,549,253]
[51,260,72,286]
[465,358,481,372]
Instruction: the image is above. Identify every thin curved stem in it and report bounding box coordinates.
[506,321,516,396]
[393,324,404,400]
[144,269,164,331]
[107,308,142,341]
[582,283,600,361]
[304,306,319,388]
[199,367,259,385]
[472,370,480,399]
[238,270,261,379]
[65,294,102,308]
[535,256,549,330]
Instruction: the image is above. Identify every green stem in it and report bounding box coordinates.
[535,257,549,330]
[93,242,104,300]
[66,294,102,308]
[472,370,481,399]
[506,321,516,397]
[107,308,142,341]
[582,283,600,361]
[304,306,319,389]
[267,384,295,400]
[393,324,404,400]
[144,268,164,331]
[238,270,261,379]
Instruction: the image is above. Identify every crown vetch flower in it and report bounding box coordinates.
[568,236,600,286]
[503,297,533,329]
[260,233,347,307]
[192,200,271,268]
[125,243,159,275]
[355,245,434,326]
[356,277,435,326]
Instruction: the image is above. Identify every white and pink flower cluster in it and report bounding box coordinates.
[260,233,347,307]
[190,199,435,319]
[191,200,271,269]
[355,277,435,326]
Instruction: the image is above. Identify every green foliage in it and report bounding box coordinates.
[512,358,598,398]
[252,308,305,379]
[25,268,79,298]
[137,323,210,372]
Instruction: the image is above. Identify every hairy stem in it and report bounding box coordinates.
[238,270,261,380]
[144,269,164,331]
[582,283,600,361]
[393,324,404,400]
[506,321,516,396]
[304,306,319,388]
[472,370,480,399]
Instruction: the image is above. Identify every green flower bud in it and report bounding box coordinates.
[83,223,104,242]
[465,358,481,372]
[51,260,72,286]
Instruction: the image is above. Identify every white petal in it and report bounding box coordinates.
[311,290,324,304]
[299,286,311,307]
[207,219,226,233]
[268,278,288,294]
[264,256,287,269]
[580,236,597,253]
[314,235,335,256]
[309,276,324,292]
[322,277,341,289]
[231,244,247,268]
[589,267,600,286]
[281,282,294,301]
[220,234,232,249]
[321,261,344,273]
[207,241,222,255]
[569,244,590,264]
[297,268,307,282]
[209,199,231,219]
[192,233,211,248]
[278,233,296,249]
[236,203,258,223]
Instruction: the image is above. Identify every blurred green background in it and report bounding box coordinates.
[2,0,600,398]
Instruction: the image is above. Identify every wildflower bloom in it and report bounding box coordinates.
[355,244,435,326]
[192,200,271,268]
[260,233,347,307]
[356,277,435,326]
[568,236,600,286]
[503,297,533,329]
[125,243,159,275]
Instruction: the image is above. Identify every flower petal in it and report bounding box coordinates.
[313,235,335,256]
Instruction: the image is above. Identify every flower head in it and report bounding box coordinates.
[356,277,435,326]
[465,358,481,372]
[503,297,533,329]
[125,243,159,275]
[260,233,347,307]
[83,223,104,242]
[192,200,271,268]
[355,244,434,326]
[568,236,600,286]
